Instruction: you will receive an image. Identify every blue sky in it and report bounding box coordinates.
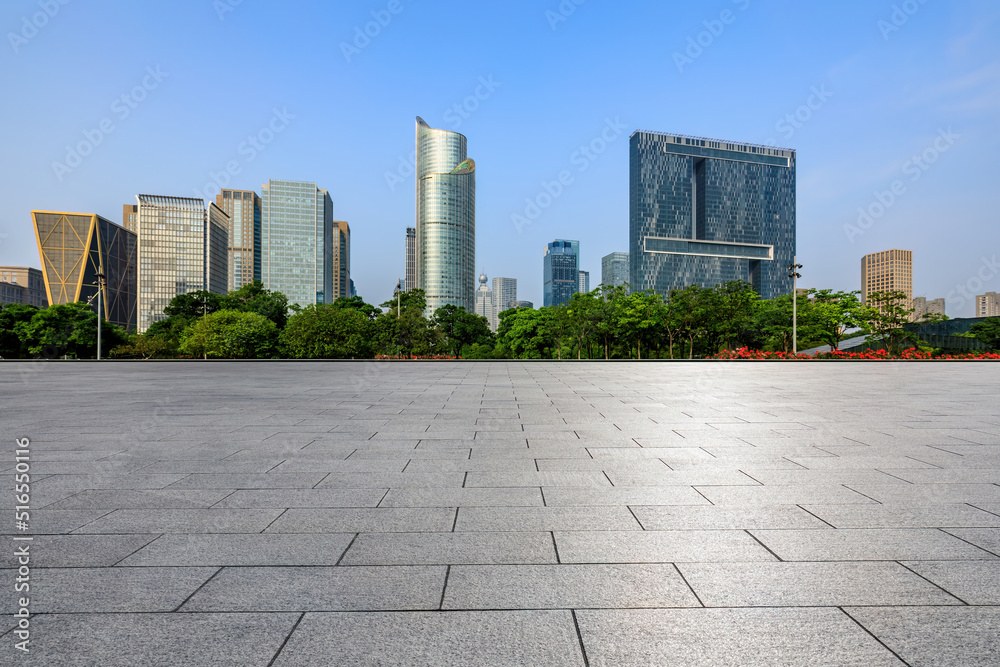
[2,0,998,314]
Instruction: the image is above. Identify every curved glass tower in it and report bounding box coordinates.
[416,116,476,315]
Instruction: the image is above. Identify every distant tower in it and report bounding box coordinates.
[492,277,517,323]
[578,270,590,294]
[543,240,579,307]
[415,116,476,314]
[475,272,496,331]
[404,227,416,291]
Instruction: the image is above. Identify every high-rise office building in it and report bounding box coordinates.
[510,300,534,309]
[215,189,262,292]
[416,117,476,314]
[629,132,796,299]
[578,270,590,294]
[544,240,579,307]
[912,297,945,321]
[0,266,48,309]
[332,221,351,300]
[131,196,228,332]
[601,252,630,290]
[861,249,913,310]
[260,179,334,308]
[474,272,496,330]
[975,292,999,317]
[404,227,416,292]
[32,211,137,329]
[492,277,517,323]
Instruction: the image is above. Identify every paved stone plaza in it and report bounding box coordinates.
[3,361,1000,665]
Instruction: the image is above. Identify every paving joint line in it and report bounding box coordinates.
[839,607,913,667]
[265,611,306,667]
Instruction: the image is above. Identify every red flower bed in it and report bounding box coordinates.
[374,355,460,360]
[712,347,1000,360]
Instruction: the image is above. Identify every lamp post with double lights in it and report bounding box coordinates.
[788,258,803,354]
[94,271,106,360]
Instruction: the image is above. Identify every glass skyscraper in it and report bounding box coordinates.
[602,252,630,291]
[216,189,262,292]
[260,179,333,308]
[416,117,476,315]
[629,131,796,300]
[543,239,579,307]
[132,196,228,332]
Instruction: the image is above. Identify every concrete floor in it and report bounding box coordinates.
[3,361,999,665]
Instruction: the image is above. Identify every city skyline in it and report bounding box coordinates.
[1,2,997,315]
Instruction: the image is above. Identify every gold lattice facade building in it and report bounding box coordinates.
[216,190,261,292]
[32,211,137,330]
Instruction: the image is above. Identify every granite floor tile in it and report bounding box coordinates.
[443,563,700,609]
[210,488,387,508]
[631,505,831,530]
[264,508,455,533]
[5,567,218,613]
[74,509,283,534]
[42,489,234,510]
[18,613,301,667]
[455,506,642,531]
[340,531,557,565]
[119,533,357,566]
[315,472,465,488]
[678,561,963,607]
[554,530,776,563]
[541,486,711,506]
[941,527,1000,555]
[695,484,877,506]
[901,560,1000,604]
[379,487,544,507]
[181,565,446,611]
[271,611,585,667]
[750,528,998,561]
[846,606,1000,667]
[0,534,157,568]
[466,471,612,487]
[576,608,905,666]
[803,504,1000,529]
[163,473,328,489]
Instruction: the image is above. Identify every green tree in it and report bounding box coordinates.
[970,317,1000,350]
[163,290,224,320]
[860,291,916,355]
[109,332,179,359]
[707,281,761,353]
[807,289,863,352]
[179,309,279,358]
[21,302,127,359]
[374,289,439,356]
[617,291,663,359]
[594,284,628,359]
[565,291,601,359]
[282,303,375,358]
[754,294,796,353]
[670,285,710,358]
[0,303,39,358]
[433,304,494,357]
[220,281,290,328]
[494,307,555,359]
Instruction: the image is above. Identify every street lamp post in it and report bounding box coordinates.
[95,271,106,360]
[788,258,803,354]
[396,280,402,318]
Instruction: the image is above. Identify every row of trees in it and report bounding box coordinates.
[3,279,997,360]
